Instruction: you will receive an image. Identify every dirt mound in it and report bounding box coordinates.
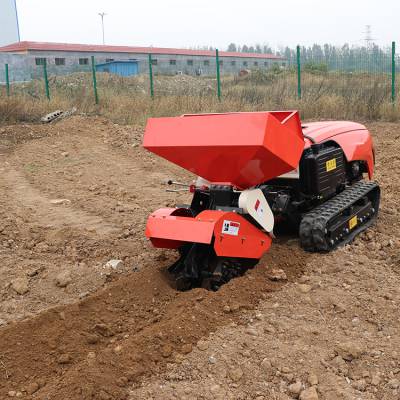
[0,117,399,399]
[0,243,306,399]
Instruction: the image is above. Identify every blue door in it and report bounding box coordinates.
[113,62,138,76]
[96,61,138,76]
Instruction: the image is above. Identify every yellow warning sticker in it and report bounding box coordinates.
[326,158,337,172]
[349,216,358,230]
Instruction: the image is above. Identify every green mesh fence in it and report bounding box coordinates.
[0,43,398,122]
[287,44,397,119]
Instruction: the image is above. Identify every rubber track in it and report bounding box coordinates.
[299,180,380,252]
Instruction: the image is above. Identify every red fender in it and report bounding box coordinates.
[329,131,374,179]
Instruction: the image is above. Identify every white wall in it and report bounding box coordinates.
[0,0,20,46]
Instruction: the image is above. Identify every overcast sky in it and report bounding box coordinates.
[16,0,398,50]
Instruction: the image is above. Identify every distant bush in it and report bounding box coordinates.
[271,63,285,74]
[304,62,328,73]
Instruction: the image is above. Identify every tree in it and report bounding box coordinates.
[263,44,273,54]
[283,47,294,65]
[227,43,237,52]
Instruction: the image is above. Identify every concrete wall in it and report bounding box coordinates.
[0,52,92,82]
[0,53,36,82]
[0,50,286,82]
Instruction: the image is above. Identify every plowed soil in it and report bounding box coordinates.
[0,117,399,400]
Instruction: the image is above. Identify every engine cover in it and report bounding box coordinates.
[300,145,346,198]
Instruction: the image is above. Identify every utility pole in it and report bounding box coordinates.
[98,12,106,45]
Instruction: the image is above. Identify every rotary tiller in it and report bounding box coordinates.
[143,111,380,290]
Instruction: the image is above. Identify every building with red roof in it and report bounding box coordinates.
[0,41,286,81]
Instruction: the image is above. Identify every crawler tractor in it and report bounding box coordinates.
[143,111,380,290]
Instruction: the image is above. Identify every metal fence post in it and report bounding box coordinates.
[5,64,10,96]
[43,59,50,100]
[216,49,221,100]
[392,41,396,105]
[148,53,154,98]
[296,45,301,100]
[91,56,99,104]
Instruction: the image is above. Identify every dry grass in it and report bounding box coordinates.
[0,70,399,125]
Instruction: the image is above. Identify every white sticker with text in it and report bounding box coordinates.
[222,220,240,236]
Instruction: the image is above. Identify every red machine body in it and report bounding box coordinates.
[143,111,379,290]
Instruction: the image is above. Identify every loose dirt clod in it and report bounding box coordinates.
[161,344,173,358]
[50,198,71,205]
[299,387,319,400]
[57,354,72,364]
[55,271,72,288]
[181,343,192,354]
[298,284,312,294]
[267,268,288,281]
[26,382,39,395]
[105,259,124,270]
[308,373,319,386]
[335,341,364,361]
[229,366,244,382]
[11,277,29,295]
[197,340,209,351]
[289,381,303,396]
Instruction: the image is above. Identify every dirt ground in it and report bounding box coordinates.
[0,116,399,400]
